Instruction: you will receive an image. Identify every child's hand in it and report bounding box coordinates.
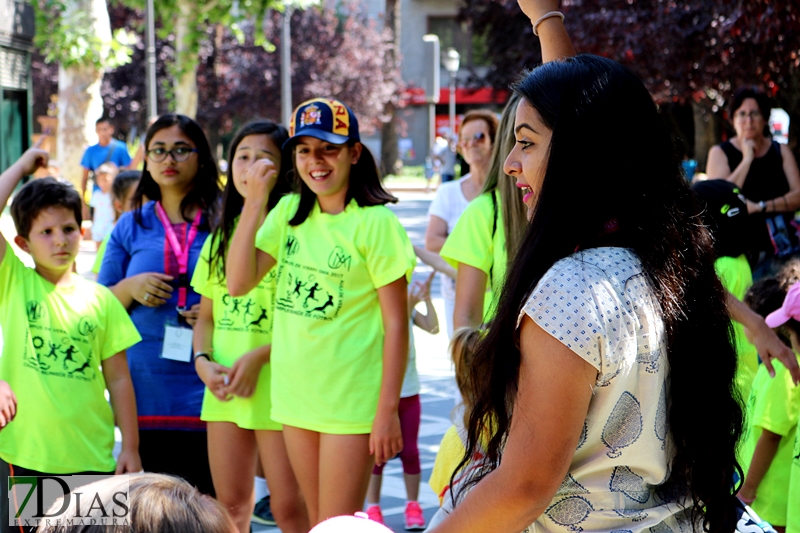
[737,483,757,505]
[18,144,49,177]
[195,358,232,401]
[114,449,142,474]
[181,303,201,327]
[409,271,435,306]
[225,348,269,398]
[370,408,403,466]
[128,272,174,307]
[244,159,278,208]
[0,380,17,429]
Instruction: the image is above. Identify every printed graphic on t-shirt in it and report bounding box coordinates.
[216,271,276,333]
[274,238,347,321]
[23,301,99,381]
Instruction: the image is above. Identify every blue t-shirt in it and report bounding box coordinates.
[97,201,209,430]
[80,140,132,172]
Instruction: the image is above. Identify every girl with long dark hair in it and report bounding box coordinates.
[428,8,744,533]
[191,121,307,533]
[226,98,415,525]
[99,113,222,495]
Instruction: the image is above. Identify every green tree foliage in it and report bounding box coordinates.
[459,1,800,143]
[34,0,134,68]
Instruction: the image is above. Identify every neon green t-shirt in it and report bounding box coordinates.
[91,234,110,275]
[740,355,800,526]
[440,192,506,318]
[787,423,800,533]
[256,195,415,433]
[192,224,280,431]
[0,242,141,473]
[714,255,758,400]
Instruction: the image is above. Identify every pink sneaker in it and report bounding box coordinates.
[404,501,426,530]
[366,505,385,525]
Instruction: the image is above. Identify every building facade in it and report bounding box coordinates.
[396,0,507,166]
[0,0,33,170]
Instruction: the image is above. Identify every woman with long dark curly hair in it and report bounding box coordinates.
[427,18,744,533]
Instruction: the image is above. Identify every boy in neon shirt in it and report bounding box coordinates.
[0,146,142,532]
[741,278,800,531]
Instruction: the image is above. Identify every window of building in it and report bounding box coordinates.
[428,16,489,67]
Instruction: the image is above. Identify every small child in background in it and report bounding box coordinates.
[89,162,119,250]
[91,170,141,275]
[428,327,483,508]
[366,271,438,530]
[741,278,800,533]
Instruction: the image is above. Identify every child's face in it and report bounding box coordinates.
[14,207,81,274]
[113,183,139,215]
[294,137,361,204]
[232,134,282,199]
[96,172,113,193]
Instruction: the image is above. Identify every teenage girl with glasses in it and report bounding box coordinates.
[98,114,222,495]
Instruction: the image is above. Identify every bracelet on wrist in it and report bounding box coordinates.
[532,11,565,36]
[759,200,766,213]
[195,352,213,362]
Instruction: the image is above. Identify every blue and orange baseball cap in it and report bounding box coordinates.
[284,98,360,149]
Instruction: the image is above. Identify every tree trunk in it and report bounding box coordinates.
[173,0,198,118]
[692,100,719,174]
[380,0,400,177]
[57,0,111,192]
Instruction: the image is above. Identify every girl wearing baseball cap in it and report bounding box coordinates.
[226,98,415,526]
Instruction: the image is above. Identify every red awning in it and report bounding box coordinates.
[400,86,510,106]
[439,87,510,105]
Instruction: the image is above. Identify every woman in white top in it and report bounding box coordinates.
[425,110,499,337]
[426,3,744,533]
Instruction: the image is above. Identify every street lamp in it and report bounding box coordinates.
[443,48,460,151]
[422,34,440,159]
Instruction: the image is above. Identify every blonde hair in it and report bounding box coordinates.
[36,473,236,533]
[480,93,528,271]
[95,162,119,177]
[450,327,482,426]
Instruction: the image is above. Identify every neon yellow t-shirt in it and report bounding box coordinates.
[714,255,758,400]
[256,195,415,433]
[740,356,800,526]
[192,225,281,431]
[440,192,505,319]
[787,423,799,533]
[91,234,110,274]
[0,242,141,473]
[429,425,466,505]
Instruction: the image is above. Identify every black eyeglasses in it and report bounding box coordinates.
[147,147,199,163]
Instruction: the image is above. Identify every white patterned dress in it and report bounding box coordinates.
[518,247,695,533]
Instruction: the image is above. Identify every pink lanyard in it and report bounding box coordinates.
[155,202,202,311]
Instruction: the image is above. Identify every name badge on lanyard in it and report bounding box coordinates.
[155,202,201,363]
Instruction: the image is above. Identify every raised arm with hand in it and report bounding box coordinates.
[0,144,49,263]
[518,0,576,62]
[727,290,800,384]
[226,159,278,296]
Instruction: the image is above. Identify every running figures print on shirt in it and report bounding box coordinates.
[216,270,277,332]
[255,195,415,433]
[24,307,100,381]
